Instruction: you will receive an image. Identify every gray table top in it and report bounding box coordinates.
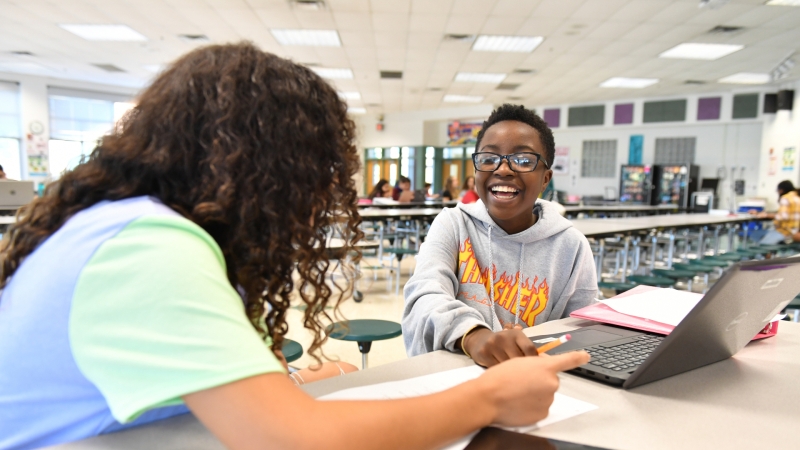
[359,201,458,209]
[49,318,800,450]
[358,208,443,220]
[572,213,762,238]
[563,203,680,213]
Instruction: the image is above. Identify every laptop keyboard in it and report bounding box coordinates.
[584,334,664,373]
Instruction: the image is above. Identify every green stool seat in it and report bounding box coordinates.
[652,268,696,279]
[672,262,714,273]
[714,253,744,261]
[282,339,303,363]
[689,258,728,268]
[383,247,418,255]
[755,244,785,252]
[652,269,696,291]
[598,280,637,294]
[627,275,675,288]
[327,319,402,369]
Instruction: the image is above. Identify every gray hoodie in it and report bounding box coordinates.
[402,199,597,357]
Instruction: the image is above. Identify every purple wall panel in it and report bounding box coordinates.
[614,103,634,124]
[543,108,560,128]
[697,97,721,120]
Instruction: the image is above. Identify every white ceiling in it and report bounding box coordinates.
[1,0,799,113]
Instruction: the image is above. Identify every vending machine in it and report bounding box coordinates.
[619,165,653,203]
[652,165,699,208]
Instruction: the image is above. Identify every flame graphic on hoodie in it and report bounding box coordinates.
[457,237,549,326]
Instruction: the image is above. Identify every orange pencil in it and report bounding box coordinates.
[536,334,571,354]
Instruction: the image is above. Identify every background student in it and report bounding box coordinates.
[0,43,588,450]
[749,180,800,244]
[368,179,392,200]
[403,104,597,367]
[441,176,460,201]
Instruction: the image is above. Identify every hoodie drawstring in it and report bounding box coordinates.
[487,224,525,330]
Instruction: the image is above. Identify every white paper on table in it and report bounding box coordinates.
[319,365,598,450]
[598,289,785,327]
[599,288,704,326]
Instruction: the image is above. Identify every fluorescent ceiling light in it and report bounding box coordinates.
[472,35,544,52]
[270,29,341,46]
[59,24,147,41]
[455,72,507,83]
[443,95,484,103]
[311,67,353,79]
[600,77,659,88]
[766,0,800,5]
[659,43,743,60]
[338,91,361,100]
[718,72,771,84]
[347,107,366,114]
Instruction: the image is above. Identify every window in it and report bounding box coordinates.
[643,99,687,123]
[732,93,758,119]
[47,89,133,179]
[581,140,617,178]
[0,82,22,180]
[568,105,605,127]
[654,137,696,166]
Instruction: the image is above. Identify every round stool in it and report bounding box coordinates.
[714,252,744,262]
[282,339,303,364]
[327,319,402,369]
[652,268,697,291]
[598,280,637,295]
[689,258,728,268]
[627,275,675,288]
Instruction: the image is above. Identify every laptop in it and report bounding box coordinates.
[531,257,800,389]
[0,181,34,208]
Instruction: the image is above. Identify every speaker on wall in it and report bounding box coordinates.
[764,93,778,113]
[778,90,794,111]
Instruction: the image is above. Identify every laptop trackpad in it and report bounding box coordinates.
[531,329,626,354]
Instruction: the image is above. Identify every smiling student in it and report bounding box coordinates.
[403,104,597,367]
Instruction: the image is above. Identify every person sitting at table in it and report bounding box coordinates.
[461,175,479,204]
[368,178,392,200]
[441,176,460,201]
[748,180,800,244]
[403,104,598,367]
[394,176,415,203]
[0,43,588,450]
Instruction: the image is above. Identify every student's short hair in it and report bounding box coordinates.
[474,104,555,169]
[398,176,410,184]
[0,165,4,171]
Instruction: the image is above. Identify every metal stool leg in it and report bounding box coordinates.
[357,341,372,370]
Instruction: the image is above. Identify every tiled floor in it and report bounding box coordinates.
[285,255,416,371]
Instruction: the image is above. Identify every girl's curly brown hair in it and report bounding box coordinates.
[0,42,363,362]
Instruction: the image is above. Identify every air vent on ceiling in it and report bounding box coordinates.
[380,71,402,79]
[426,87,443,91]
[367,103,381,107]
[507,96,525,100]
[513,68,536,74]
[302,62,321,67]
[707,25,743,34]
[93,64,125,73]
[684,80,707,85]
[444,34,475,42]
[496,83,520,90]
[290,0,326,10]
[11,51,33,56]
[179,34,210,43]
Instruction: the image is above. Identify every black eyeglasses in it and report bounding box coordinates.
[471,152,549,173]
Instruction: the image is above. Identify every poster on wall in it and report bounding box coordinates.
[25,134,49,176]
[782,147,796,171]
[768,147,778,176]
[628,135,643,165]
[447,121,482,145]
[552,146,569,174]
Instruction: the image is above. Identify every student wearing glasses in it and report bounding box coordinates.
[403,104,597,367]
[0,46,590,449]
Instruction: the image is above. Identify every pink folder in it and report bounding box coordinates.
[571,285,779,340]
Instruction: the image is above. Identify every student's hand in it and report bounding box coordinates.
[477,351,590,427]
[463,326,539,367]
